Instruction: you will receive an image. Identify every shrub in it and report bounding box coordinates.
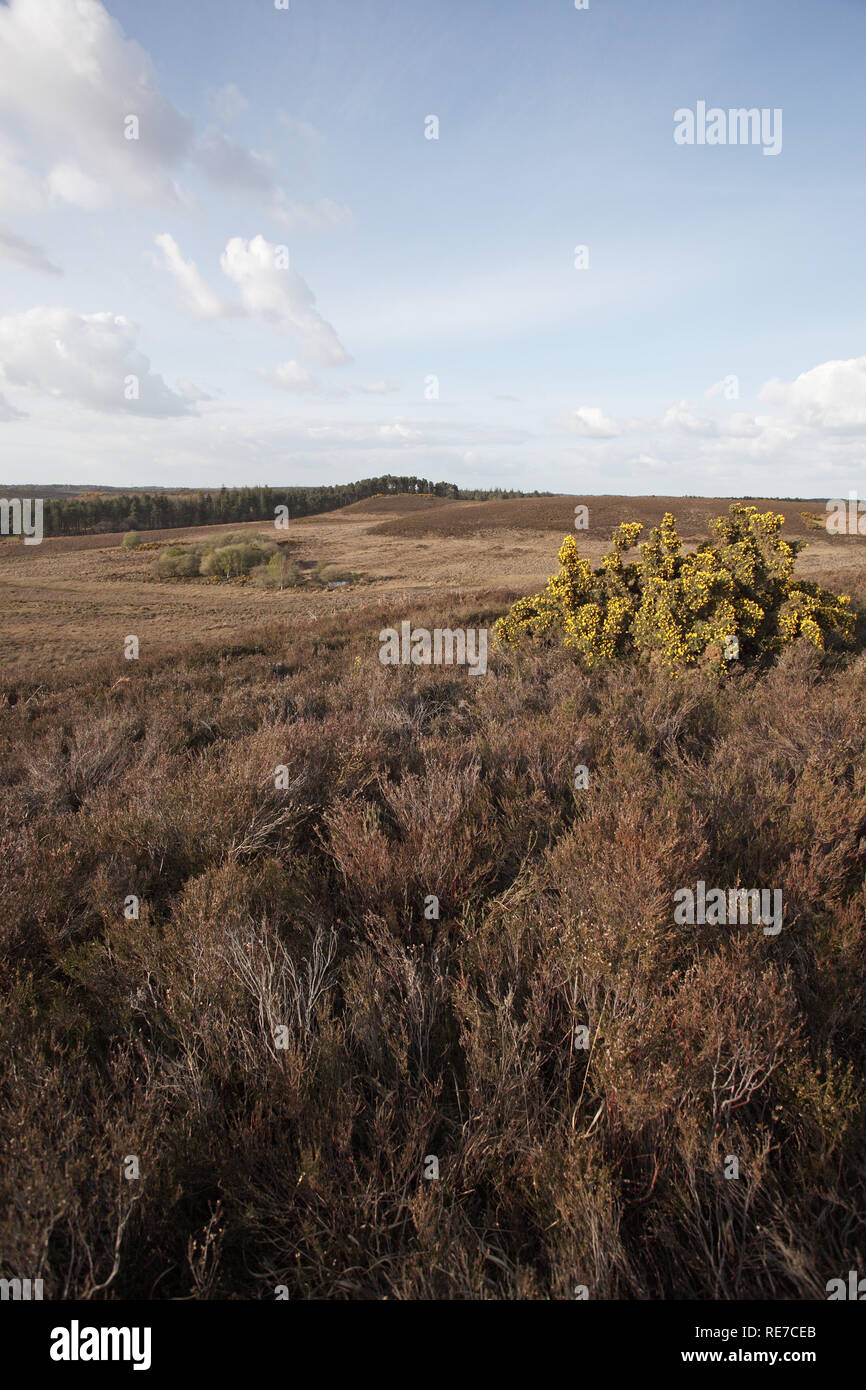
[251,551,301,590]
[122,531,143,548]
[150,535,276,582]
[495,504,855,673]
[154,546,202,579]
[200,542,273,579]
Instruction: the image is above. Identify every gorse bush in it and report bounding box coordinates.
[495,504,855,672]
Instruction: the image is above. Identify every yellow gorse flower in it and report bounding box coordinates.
[494,504,855,673]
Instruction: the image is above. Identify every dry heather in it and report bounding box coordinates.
[364,494,839,541]
[1,578,865,1301]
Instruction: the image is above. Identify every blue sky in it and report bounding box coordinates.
[0,0,864,495]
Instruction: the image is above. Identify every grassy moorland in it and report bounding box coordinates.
[1,501,865,1299]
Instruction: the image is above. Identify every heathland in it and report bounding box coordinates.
[1,492,862,675]
[1,493,865,1298]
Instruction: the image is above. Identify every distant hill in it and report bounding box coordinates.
[365,494,833,541]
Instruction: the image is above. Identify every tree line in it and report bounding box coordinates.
[34,476,548,537]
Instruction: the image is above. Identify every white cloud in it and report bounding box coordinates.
[0,1,328,217]
[759,356,866,431]
[560,406,623,438]
[154,233,234,320]
[0,308,192,416]
[0,0,193,208]
[724,412,762,438]
[0,224,60,274]
[152,233,350,366]
[45,161,108,210]
[220,235,351,365]
[660,400,718,436]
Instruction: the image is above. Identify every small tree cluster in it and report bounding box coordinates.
[495,504,854,672]
[152,533,279,581]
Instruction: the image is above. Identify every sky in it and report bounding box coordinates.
[0,0,864,496]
